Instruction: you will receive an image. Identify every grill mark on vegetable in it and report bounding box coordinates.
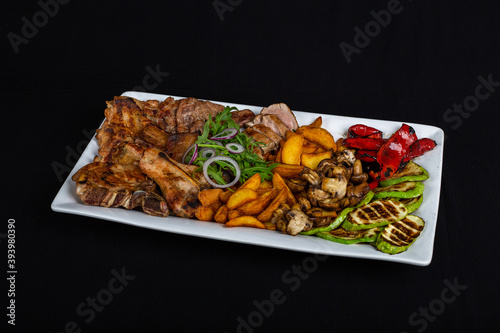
[381,200,401,218]
[381,216,424,246]
[360,206,381,221]
[349,200,404,225]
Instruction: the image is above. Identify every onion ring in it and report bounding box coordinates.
[182,143,198,165]
[226,143,244,154]
[210,128,238,140]
[200,147,217,158]
[203,156,241,188]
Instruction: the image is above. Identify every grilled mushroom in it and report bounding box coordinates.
[301,168,322,186]
[350,159,369,184]
[273,203,290,233]
[321,166,349,200]
[284,177,308,193]
[285,209,313,235]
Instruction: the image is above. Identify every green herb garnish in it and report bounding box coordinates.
[187,106,278,185]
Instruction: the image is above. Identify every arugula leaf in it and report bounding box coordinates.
[191,106,277,185]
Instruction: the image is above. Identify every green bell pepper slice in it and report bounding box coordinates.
[372,181,425,200]
[300,191,374,236]
[316,227,380,245]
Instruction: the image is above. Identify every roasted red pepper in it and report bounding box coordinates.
[348,124,383,139]
[373,124,417,181]
[343,138,386,151]
[402,138,437,163]
[355,149,378,163]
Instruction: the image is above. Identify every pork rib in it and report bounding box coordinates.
[72,162,169,217]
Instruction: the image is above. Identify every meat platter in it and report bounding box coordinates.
[51,91,444,266]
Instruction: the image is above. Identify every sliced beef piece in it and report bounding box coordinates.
[245,114,263,128]
[231,109,255,126]
[261,114,289,138]
[176,97,224,133]
[244,127,277,155]
[260,103,299,131]
[139,148,204,218]
[72,162,169,217]
[251,124,283,146]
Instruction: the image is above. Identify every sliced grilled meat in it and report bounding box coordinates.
[72,162,169,217]
[260,103,299,131]
[261,114,289,138]
[231,109,255,125]
[244,127,277,154]
[251,124,283,146]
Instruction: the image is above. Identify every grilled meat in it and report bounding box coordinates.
[251,124,283,146]
[176,97,224,133]
[162,132,199,162]
[72,162,169,217]
[260,103,299,131]
[244,127,277,155]
[95,142,145,165]
[231,109,255,125]
[139,148,208,218]
[96,96,170,161]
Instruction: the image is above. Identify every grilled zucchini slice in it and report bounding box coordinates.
[316,227,380,244]
[342,199,408,231]
[372,181,424,200]
[399,195,423,214]
[375,215,425,254]
[379,161,429,187]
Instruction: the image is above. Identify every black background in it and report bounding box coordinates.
[2,0,500,332]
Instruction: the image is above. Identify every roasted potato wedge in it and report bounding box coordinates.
[226,216,266,229]
[272,172,297,206]
[302,140,319,154]
[198,188,223,211]
[257,187,287,222]
[227,188,258,210]
[296,126,336,152]
[238,188,278,216]
[195,205,215,221]
[263,222,277,230]
[275,148,283,163]
[214,205,228,223]
[301,149,333,170]
[282,134,303,165]
[308,116,322,128]
[272,163,305,178]
[239,173,261,191]
[219,190,232,204]
[259,180,273,189]
[227,209,241,220]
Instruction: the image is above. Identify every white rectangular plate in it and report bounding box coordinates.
[52,91,444,266]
